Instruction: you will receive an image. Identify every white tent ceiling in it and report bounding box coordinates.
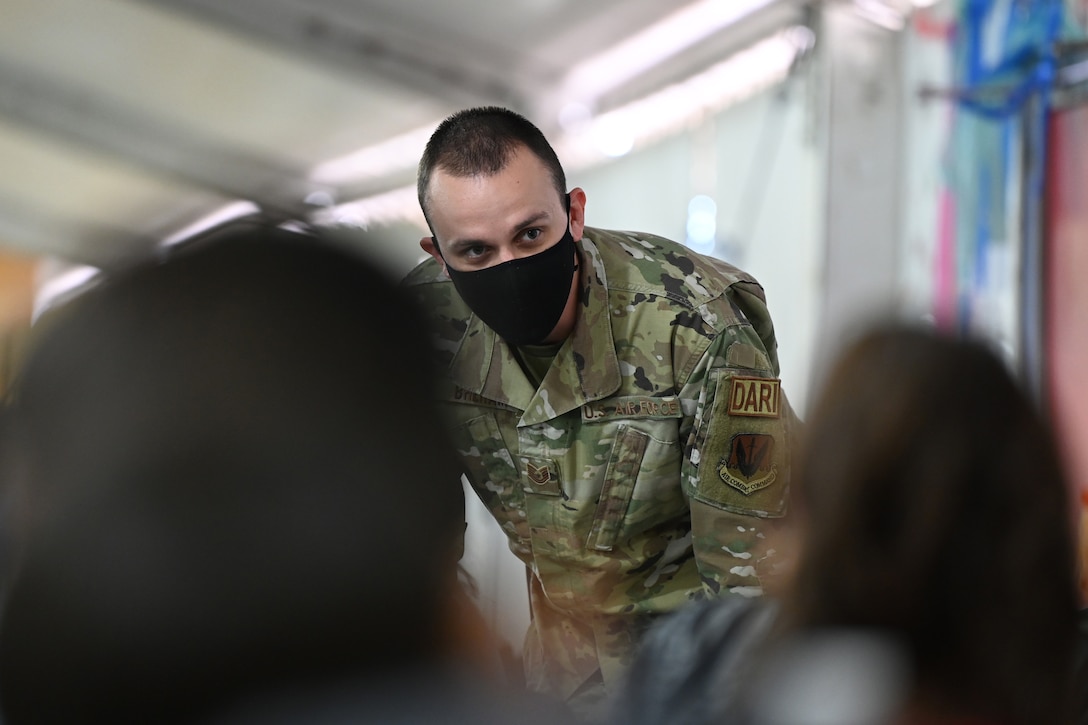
[0,0,809,270]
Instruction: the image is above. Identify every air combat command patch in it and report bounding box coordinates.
[718,433,777,495]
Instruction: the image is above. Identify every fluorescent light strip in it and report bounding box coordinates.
[33,264,101,322]
[160,200,262,248]
[306,2,778,192]
[560,0,777,103]
[557,30,801,167]
[312,185,425,229]
[315,29,803,231]
[852,0,908,31]
[310,124,436,186]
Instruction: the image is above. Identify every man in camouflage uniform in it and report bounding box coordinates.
[404,107,797,719]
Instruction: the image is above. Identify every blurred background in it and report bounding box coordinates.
[1,0,1086,649]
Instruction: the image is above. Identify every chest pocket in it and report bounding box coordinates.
[582,396,685,552]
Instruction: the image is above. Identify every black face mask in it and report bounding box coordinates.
[436,208,579,346]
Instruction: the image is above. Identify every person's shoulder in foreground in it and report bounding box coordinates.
[610,321,1081,725]
[608,596,778,725]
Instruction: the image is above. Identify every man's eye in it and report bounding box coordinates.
[462,245,488,259]
[523,229,542,242]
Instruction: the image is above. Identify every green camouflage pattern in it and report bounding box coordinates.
[403,227,798,704]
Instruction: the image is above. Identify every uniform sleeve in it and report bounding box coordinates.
[678,287,799,597]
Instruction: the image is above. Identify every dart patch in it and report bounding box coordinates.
[727,377,781,419]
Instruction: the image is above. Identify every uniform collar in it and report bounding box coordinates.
[447,233,621,424]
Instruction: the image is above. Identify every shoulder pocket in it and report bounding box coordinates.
[459,413,523,512]
[689,369,791,518]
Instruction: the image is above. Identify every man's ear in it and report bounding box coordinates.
[568,187,587,241]
[420,236,447,275]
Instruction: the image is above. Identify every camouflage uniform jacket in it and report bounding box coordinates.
[403,227,796,702]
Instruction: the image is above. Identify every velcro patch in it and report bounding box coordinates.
[520,456,561,496]
[727,377,781,418]
[718,433,778,495]
[527,461,550,485]
[689,369,789,518]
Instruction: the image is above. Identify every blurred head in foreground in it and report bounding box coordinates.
[773,324,1079,725]
[0,224,468,723]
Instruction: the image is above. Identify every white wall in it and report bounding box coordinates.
[812,4,906,393]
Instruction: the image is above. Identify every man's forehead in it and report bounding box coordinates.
[432,158,554,207]
[433,146,545,181]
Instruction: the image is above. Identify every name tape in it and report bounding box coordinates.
[582,396,682,422]
[727,377,780,418]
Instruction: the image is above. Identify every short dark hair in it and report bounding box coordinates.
[417,106,567,230]
[781,323,1078,724]
[0,223,465,723]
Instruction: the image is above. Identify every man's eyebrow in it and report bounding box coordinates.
[510,210,551,234]
[444,210,555,252]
